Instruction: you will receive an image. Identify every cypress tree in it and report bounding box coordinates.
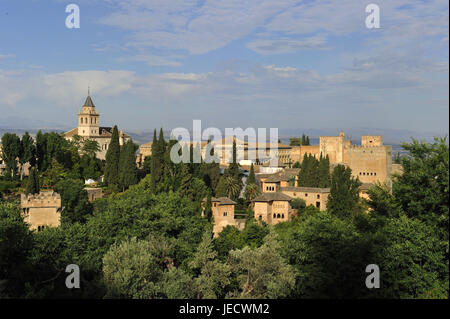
[36,130,47,171]
[204,192,212,221]
[150,129,158,193]
[20,132,36,180]
[179,163,194,200]
[163,138,180,192]
[105,125,120,186]
[298,153,309,187]
[118,140,138,191]
[327,164,362,220]
[26,167,40,195]
[215,175,227,197]
[150,128,165,193]
[158,128,166,150]
[318,154,331,188]
[247,163,256,185]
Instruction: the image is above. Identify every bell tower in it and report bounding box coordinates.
[78,88,99,137]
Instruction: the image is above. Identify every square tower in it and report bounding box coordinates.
[78,94,99,137]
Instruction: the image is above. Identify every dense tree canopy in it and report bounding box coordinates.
[0,134,447,299]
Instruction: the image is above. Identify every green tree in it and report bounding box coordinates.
[278,211,372,298]
[118,140,138,191]
[366,183,402,219]
[1,133,21,178]
[227,231,296,298]
[0,201,34,297]
[222,175,241,200]
[289,137,301,146]
[327,165,362,220]
[150,129,165,193]
[213,226,245,260]
[179,163,194,200]
[243,183,260,204]
[20,132,36,180]
[104,126,120,186]
[317,154,331,188]
[373,215,448,298]
[81,139,100,158]
[102,237,163,298]
[35,130,47,171]
[26,167,40,195]
[298,154,319,187]
[189,231,231,299]
[162,138,181,192]
[41,159,66,187]
[393,137,449,241]
[247,163,256,185]
[290,198,306,213]
[56,178,93,224]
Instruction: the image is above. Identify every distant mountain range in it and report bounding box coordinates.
[1,124,447,147]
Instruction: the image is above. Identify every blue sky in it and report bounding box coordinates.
[0,0,448,136]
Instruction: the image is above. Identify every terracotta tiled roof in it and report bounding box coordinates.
[64,127,78,137]
[260,168,300,183]
[203,197,236,205]
[64,127,129,139]
[281,186,330,193]
[252,192,293,202]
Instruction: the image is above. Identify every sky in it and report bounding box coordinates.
[0,0,448,137]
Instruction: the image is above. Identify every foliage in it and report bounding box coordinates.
[104,126,120,186]
[189,231,231,298]
[393,137,449,241]
[118,140,138,191]
[373,215,448,298]
[26,167,40,195]
[1,133,21,178]
[298,154,330,188]
[56,178,93,224]
[227,231,296,298]
[327,164,362,220]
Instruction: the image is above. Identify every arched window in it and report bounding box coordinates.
[282,214,284,219]
[273,213,276,218]
[277,213,281,218]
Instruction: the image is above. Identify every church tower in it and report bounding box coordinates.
[78,90,99,137]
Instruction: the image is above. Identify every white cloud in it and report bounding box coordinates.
[247,36,328,54]
[117,55,182,67]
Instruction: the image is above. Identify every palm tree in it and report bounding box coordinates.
[223,175,241,200]
[244,183,260,204]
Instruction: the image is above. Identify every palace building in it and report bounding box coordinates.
[64,93,130,160]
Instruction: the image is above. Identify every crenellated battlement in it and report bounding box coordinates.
[21,191,61,208]
[348,144,389,150]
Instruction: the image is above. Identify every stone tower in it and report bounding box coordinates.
[78,90,99,137]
